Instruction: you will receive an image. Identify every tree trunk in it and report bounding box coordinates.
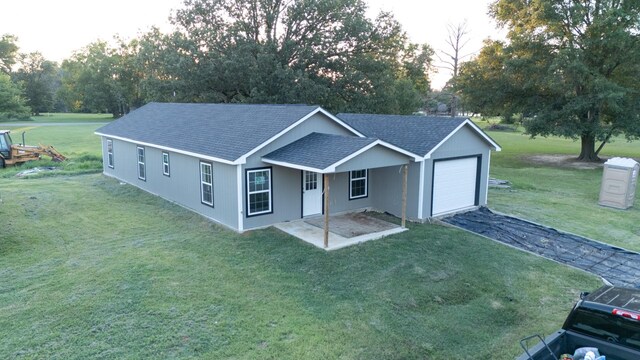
[577,134,600,162]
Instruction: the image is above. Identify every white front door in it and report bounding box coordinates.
[302,171,322,217]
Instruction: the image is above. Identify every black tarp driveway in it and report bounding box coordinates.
[443,207,640,288]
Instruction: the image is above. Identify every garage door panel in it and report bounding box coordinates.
[432,157,478,216]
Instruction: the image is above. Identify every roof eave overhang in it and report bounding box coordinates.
[235,106,366,165]
[95,132,237,165]
[422,119,502,159]
[262,139,421,174]
[261,158,329,173]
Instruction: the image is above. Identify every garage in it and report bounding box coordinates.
[431,156,480,216]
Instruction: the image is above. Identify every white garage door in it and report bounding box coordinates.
[432,157,479,216]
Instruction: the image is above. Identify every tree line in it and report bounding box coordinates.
[1,0,638,161]
[0,0,434,119]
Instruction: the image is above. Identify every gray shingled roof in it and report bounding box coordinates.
[96,102,320,162]
[263,132,377,171]
[336,113,468,157]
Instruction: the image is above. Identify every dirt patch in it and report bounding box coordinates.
[523,154,605,170]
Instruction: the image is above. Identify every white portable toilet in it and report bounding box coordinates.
[598,157,639,209]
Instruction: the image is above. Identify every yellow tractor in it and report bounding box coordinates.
[0,130,66,168]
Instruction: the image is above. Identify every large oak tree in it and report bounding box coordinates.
[135,0,433,114]
[458,0,640,161]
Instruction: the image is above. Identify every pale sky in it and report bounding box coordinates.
[1,0,504,89]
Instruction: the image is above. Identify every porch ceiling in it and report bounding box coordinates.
[262,132,419,173]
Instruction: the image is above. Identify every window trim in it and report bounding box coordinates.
[200,161,214,207]
[246,167,273,217]
[162,152,170,177]
[106,139,114,168]
[137,146,146,181]
[349,169,368,200]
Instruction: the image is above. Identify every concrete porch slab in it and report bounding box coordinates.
[274,212,407,251]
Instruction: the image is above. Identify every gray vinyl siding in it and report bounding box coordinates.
[101,137,239,230]
[421,125,492,218]
[242,113,358,229]
[334,145,411,173]
[323,171,374,213]
[370,162,422,220]
[100,115,495,231]
[243,165,301,229]
[246,113,356,163]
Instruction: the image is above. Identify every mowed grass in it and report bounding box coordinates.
[0,114,104,178]
[0,113,630,359]
[477,118,640,252]
[0,113,113,123]
[0,174,600,359]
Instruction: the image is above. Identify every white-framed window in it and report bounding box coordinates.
[137,146,146,180]
[247,168,272,216]
[349,169,368,199]
[200,161,213,207]
[162,152,170,176]
[107,139,114,168]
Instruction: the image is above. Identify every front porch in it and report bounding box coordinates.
[275,211,407,251]
[262,132,421,248]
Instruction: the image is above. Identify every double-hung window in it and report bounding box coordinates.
[137,146,146,180]
[107,139,114,168]
[200,162,213,206]
[349,169,368,199]
[247,168,272,216]
[162,152,170,176]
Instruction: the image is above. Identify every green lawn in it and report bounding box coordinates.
[481,121,640,252]
[0,114,104,178]
[0,174,600,359]
[0,113,113,123]
[1,114,637,359]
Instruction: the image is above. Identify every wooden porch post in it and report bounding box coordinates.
[401,164,408,228]
[323,173,330,248]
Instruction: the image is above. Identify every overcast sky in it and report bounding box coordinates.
[1,0,505,89]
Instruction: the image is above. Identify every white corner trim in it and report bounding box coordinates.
[95,132,236,165]
[423,119,502,159]
[418,160,425,219]
[236,164,244,232]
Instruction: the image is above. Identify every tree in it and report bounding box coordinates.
[0,73,30,119]
[461,0,640,161]
[437,21,471,116]
[136,0,433,114]
[457,40,513,117]
[0,34,19,74]
[13,52,59,115]
[60,40,141,117]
